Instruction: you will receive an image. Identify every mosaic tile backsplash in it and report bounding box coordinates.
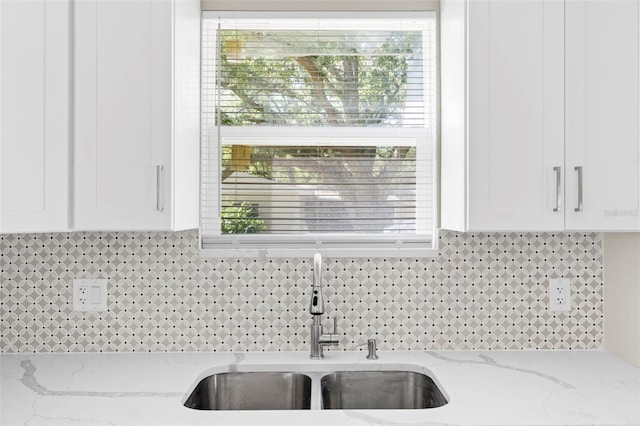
[0,230,603,353]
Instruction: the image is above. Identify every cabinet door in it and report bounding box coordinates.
[566,0,640,231]
[466,0,565,231]
[74,0,172,230]
[0,0,70,233]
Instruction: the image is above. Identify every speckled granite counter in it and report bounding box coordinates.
[1,350,638,425]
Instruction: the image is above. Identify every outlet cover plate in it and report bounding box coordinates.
[73,279,108,312]
[548,278,571,312]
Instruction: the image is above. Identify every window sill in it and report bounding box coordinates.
[198,232,438,258]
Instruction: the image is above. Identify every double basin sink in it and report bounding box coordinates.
[184,368,448,410]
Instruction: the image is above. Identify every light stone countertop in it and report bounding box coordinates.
[1,350,639,426]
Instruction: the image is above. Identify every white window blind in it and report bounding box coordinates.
[201,12,437,257]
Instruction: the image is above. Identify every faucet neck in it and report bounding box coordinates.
[310,253,324,315]
[313,253,322,287]
[309,252,339,359]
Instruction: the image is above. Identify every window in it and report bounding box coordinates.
[201,12,438,257]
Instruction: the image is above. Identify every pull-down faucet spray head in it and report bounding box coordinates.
[309,253,324,315]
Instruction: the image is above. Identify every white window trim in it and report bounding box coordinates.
[199,11,440,258]
[201,1,440,13]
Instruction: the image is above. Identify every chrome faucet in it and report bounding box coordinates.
[309,253,339,359]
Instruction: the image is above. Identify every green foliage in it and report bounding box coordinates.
[219,30,421,127]
[218,29,421,182]
[221,202,266,234]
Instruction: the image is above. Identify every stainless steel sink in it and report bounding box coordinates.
[183,372,312,410]
[321,371,448,409]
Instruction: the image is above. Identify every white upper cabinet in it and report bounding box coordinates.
[0,0,70,233]
[74,0,200,231]
[1,0,199,234]
[565,0,640,231]
[441,0,565,231]
[441,0,640,232]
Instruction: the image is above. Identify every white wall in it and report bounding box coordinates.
[604,233,640,367]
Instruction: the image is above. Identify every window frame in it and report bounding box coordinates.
[200,10,440,258]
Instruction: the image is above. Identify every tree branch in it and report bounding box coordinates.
[294,56,342,125]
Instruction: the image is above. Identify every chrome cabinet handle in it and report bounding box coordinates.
[574,166,583,212]
[553,166,561,212]
[156,165,164,212]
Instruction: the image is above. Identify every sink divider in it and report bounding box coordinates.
[307,372,325,410]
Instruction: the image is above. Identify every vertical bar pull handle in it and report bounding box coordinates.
[156,165,164,212]
[574,166,583,212]
[553,166,561,212]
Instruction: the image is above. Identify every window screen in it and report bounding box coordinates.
[201,12,437,257]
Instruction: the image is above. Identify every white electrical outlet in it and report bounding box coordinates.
[548,278,571,312]
[73,279,108,312]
